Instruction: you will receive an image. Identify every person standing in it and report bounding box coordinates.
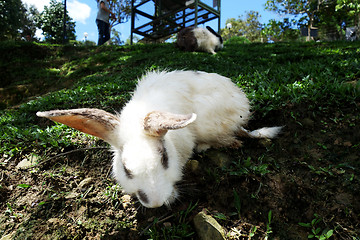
[96,0,116,45]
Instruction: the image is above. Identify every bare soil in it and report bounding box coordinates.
[1,101,359,239]
[0,43,359,240]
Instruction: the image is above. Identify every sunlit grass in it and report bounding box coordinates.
[0,40,359,162]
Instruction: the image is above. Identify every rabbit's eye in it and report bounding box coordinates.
[137,190,149,204]
[161,148,169,169]
[158,145,168,169]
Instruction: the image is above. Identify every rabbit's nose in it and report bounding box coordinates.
[137,190,164,208]
[142,199,164,208]
[147,201,164,208]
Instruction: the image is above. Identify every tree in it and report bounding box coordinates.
[111,28,124,45]
[108,0,133,28]
[0,0,25,40]
[307,0,359,40]
[336,0,360,38]
[265,0,360,41]
[221,11,263,42]
[336,0,360,26]
[125,35,140,45]
[265,0,323,41]
[20,4,41,41]
[38,0,76,44]
[313,0,345,40]
[262,19,300,42]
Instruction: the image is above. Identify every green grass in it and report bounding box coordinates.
[1,40,359,160]
[145,201,197,239]
[0,39,359,239]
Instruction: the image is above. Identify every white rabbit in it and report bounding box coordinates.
[176,26,223,54]
[37,70,282,208]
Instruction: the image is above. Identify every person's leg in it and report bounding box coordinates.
[104,22,110,43]
[96,19,106,45]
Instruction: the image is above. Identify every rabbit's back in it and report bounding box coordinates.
[132,71,250,148]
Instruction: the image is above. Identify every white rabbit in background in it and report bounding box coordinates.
[37,70,282,208]
[176,26,223,54]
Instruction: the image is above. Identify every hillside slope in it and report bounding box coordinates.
[0,40,359,239]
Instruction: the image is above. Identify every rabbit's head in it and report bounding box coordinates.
[112,135,181,207]
[37,109,196,208]
[113,110,196,207]
[176,27,198,52]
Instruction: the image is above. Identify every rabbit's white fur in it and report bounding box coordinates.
[192,27,223,54]
[113,70,249,207]
[36,70,282,208]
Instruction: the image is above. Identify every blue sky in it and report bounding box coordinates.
[22,0,288,43]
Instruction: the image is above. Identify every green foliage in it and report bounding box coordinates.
[336,0,360,38]
[265,0,360,41]
[336,0,360,19]
[265,0,312,15]
[111,28,124,45]
[38,0,76,43]
[225,156,271,177]
[299,214,334,239]
[20,4,41,41]
[233,189,242,218]
[0,40,359,173]
[103,183,123,208]
[145,202,197,239]
[265,210,273,239]
[266,0,321,41]
[0,0,25,40]
[109,0,134,28]
[221,11,263,42]
[5,202,23,220]
[224,36,251,45]
[0,34,360,240]
[262,19,300,42]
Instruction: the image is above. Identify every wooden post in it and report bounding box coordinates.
[194,0,198,27]
[130,0,135,45]
[218,0,221,33]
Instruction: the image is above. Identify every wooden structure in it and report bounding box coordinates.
[130,0,221,44]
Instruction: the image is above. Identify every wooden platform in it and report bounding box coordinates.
[130,0,221,43]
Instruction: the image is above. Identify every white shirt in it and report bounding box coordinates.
[96,0,110,23]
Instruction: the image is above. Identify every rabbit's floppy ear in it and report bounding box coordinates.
[37,108,120,145]
[143,111,197,137]
[206,26,223,43]
[206,26,219,37]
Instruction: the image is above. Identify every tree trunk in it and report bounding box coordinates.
[307,12,314,41]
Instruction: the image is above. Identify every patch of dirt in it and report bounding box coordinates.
[1,102,359,239]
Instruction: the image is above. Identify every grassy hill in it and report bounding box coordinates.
[0,40,359,239]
